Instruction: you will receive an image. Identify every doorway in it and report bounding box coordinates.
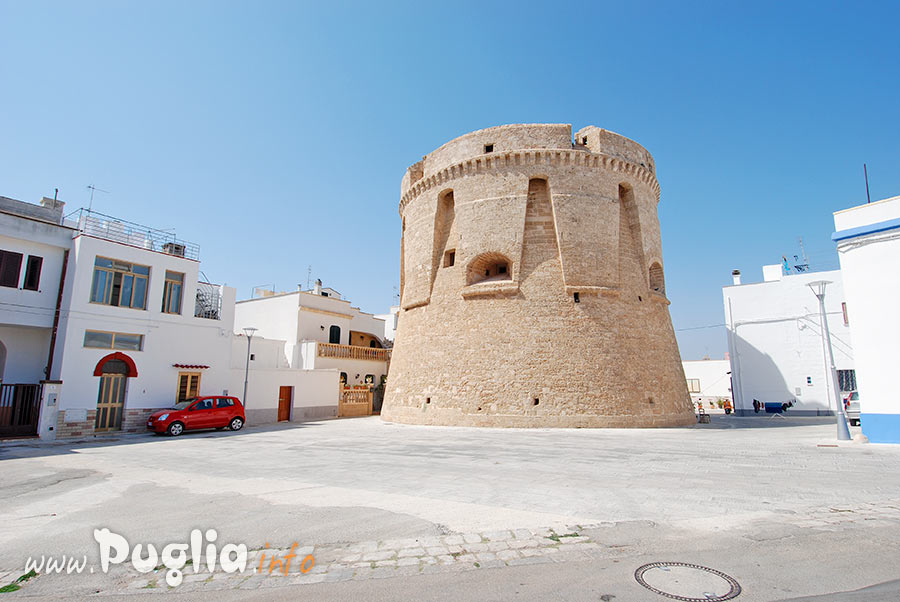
[96,358,129,431]
[278,386,293,422]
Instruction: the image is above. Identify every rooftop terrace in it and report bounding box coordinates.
[68,208,200,261]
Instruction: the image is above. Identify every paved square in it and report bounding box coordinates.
[2,416,899,600]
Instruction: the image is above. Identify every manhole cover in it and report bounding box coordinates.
[634,562,741,602]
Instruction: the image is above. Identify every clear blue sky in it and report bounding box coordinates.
[2,1,898,359]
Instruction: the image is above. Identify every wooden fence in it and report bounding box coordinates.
[339,388,373,417]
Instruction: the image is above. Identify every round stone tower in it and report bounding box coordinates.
[382,124,694,428]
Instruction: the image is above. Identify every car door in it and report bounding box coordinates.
[214,397,235,427]
[187,398,216,430]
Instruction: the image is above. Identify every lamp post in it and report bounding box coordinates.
[242,327,258,406]
[807,281,851,441]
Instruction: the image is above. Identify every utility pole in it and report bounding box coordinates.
[808,281,851,441]
[242,327,258,405]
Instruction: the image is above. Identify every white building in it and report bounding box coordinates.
[681,358,732,407]
[833,195,900,443]
[233,279,389,413]
[723,265,854,416]
[374,305,399,342]
[0,196,74,436]
[45,209,237,438]
[230,333,339,425]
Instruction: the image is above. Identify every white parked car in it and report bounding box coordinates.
[844,391,861,426]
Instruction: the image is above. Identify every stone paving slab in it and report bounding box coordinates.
[51,526,595,594]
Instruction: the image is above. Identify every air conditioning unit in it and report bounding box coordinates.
[163,242,186,257]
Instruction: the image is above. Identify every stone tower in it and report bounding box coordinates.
[382,124,694,428]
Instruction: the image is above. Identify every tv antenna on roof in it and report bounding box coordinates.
[792,237,810,273]
[86,184,109,211]
[306,265,312,290]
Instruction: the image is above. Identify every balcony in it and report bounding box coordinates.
[317,342,390,362]
[71,209,200,261]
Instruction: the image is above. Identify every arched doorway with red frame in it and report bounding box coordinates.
[93,353,138,432]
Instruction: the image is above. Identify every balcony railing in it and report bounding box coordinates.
[317,342,390,362]
[195,282,222,320]
[71,209,200,261]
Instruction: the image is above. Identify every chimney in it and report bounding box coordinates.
[732,269,742,285]
[39,196,66,224]
[762,264,783,283]
[314,279,323,295]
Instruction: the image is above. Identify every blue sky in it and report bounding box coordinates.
[1,1,898,359]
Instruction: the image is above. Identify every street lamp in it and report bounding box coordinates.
[807,281,851,441]
[242,327,258,407]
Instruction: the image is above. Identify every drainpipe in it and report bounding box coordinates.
[45,249,69,379]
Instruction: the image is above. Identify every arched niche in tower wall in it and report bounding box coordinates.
[466,252,512,285]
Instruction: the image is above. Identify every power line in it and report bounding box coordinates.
[675,323,726,332]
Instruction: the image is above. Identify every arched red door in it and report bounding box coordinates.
[94,354,136,431]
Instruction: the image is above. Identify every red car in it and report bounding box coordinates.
[147,396,245,436]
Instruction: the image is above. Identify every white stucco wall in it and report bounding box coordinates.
[234,292,300,352]
[374,306,399,342]
[229,334,339,424]
[723,268,853,416]
[681,359,732,401]
[298,306,353,346]
[834,195,900,442]
[228,366,339,420]
[0,325,50,383]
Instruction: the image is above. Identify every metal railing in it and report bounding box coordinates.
[317,342,390,362]
[70,209,200,261]
[195,282,222,320]
[0,384,42,437]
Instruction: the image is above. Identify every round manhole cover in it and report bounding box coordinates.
[634,562,741,602]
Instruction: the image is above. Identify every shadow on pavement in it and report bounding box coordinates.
[686,414,840,429]
[0,419,332,460]
[778,579,900,602]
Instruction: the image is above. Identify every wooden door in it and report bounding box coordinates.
[177,372,201,402]
[277,386,292,422]
[96,373,126,431]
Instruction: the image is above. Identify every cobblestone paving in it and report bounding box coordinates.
[119,526,605,593]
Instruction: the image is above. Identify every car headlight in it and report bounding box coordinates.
[158,414,169,421]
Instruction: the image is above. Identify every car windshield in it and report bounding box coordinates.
[172,399,198,410]
[850,392,859,401]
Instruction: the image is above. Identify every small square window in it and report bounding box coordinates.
[444,250,455,267]
[250,354,256,361]
[582,137,588,145]
[573,292,580,303]
[484,144,494,153]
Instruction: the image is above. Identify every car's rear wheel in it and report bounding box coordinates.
[167,422,185,437]
[229,417,244,431]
